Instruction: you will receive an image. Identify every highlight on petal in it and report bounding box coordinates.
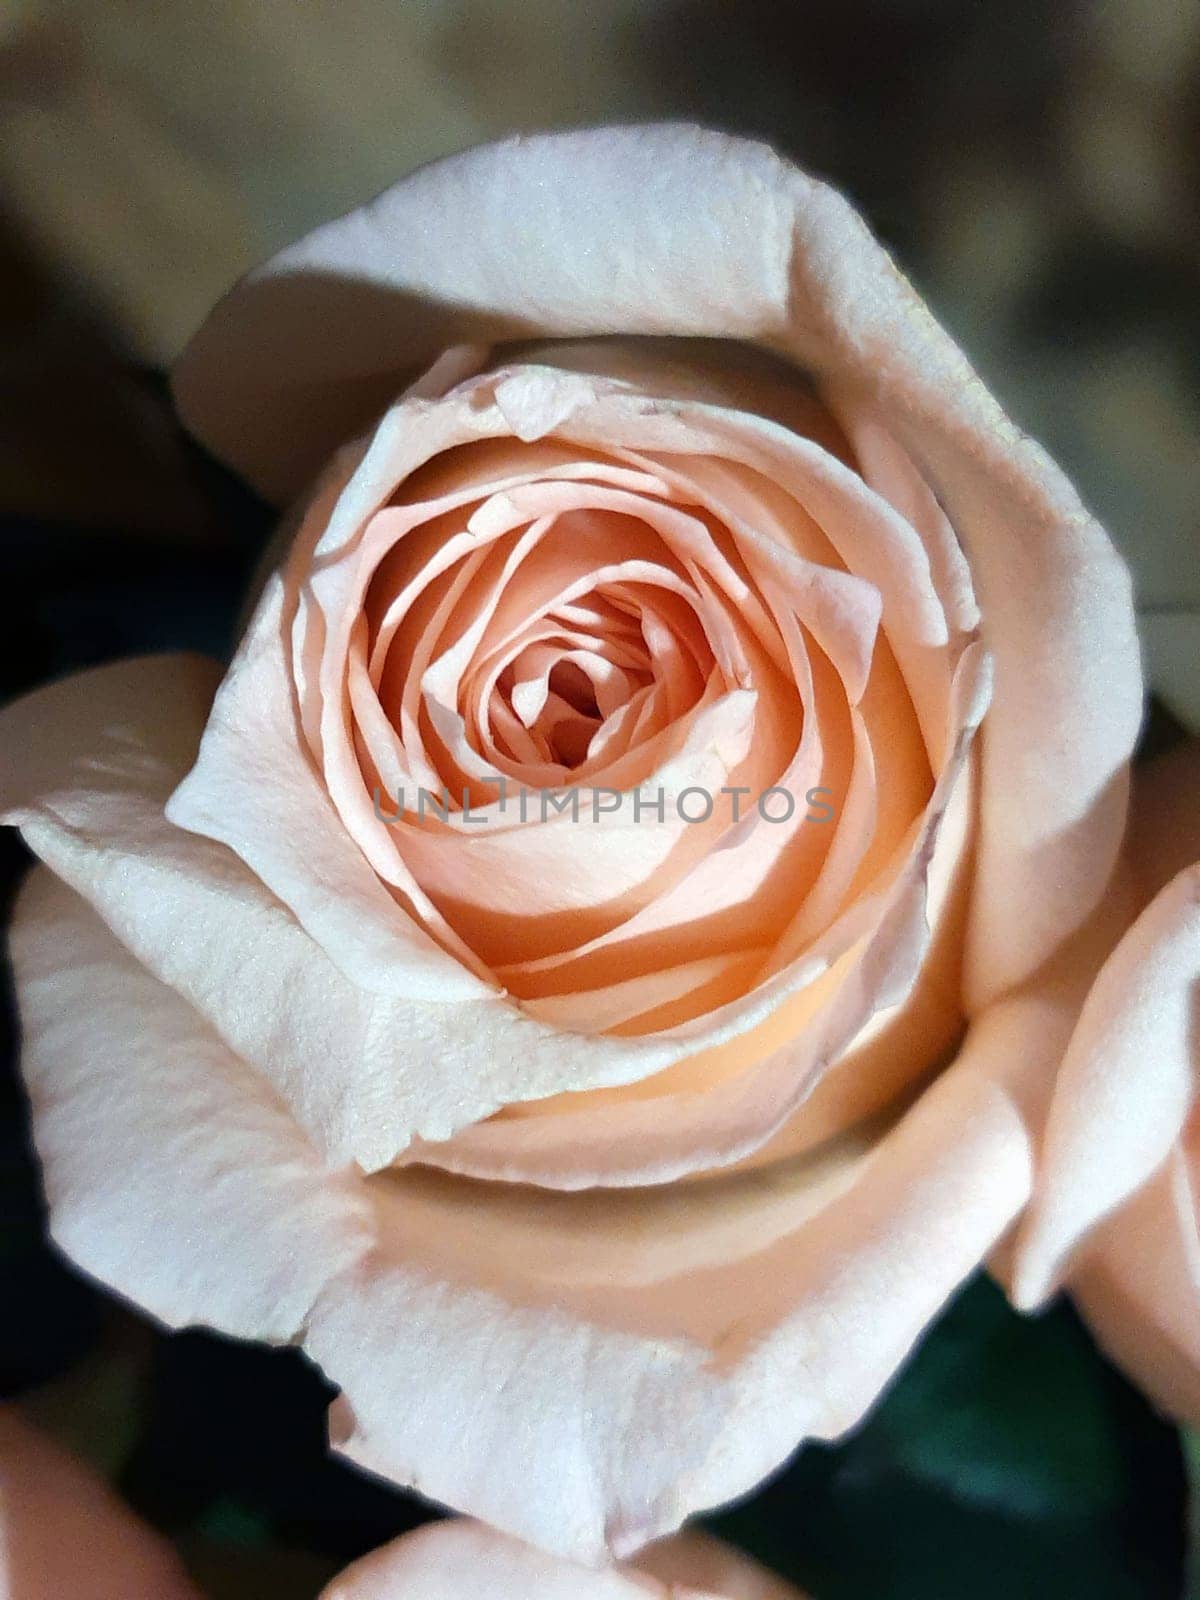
[0,1408,202,1600]
[322,1519,807,1600]
[171,129,800,501]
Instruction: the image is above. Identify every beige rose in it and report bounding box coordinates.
[1,126,1141,1559]
[1012,741,1200,1413]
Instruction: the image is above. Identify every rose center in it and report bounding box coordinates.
[490,601,662,772]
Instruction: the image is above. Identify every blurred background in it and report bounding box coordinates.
[0,2,1197,1596]
[0,0,1197,667]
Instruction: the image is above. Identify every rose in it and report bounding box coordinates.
[328,1520,806,1600]
[0,125,1141,1560]
[1011,741,1200,1413]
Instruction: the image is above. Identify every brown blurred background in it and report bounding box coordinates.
[0,0,1197,697]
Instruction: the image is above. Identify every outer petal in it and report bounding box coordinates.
[1011,741,1200,1307]
[170,129,800,503]
[1011,863,1200,1308]
[9,867,371,1340]
[633,1529,807,1600]
[173,123,1141,1004]
[324,1516,803,1593]
[306,1031,1032,1561]
[1070,1148,1200,1422]
[0,1408,202,1600]
[321,1519,806,1600]
[1003,741,1200,1424]
[10,865,1031,1564]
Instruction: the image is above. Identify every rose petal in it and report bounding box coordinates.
[171,129,802,502]
[321,1519,669,1598]
[1010,863,1200,1308]
[0,1409,203,1600]
[309,1025,1032,1561]
[632,1528,808,1600]
[1009,741,1200,1307]
[321,1519,806,1600]
[9,869,371,1339]
[1070,1145,1200,1422]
